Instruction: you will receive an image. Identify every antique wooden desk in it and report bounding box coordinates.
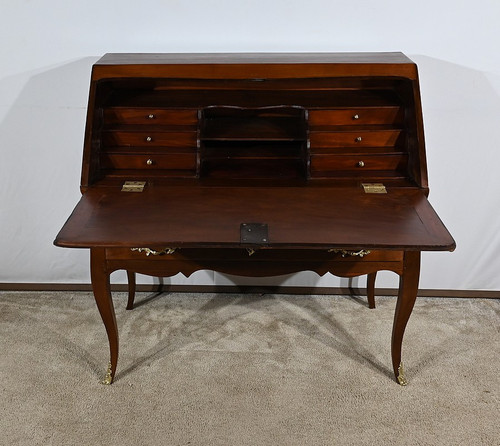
[55,53,455,385]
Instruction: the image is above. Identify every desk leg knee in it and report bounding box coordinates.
[91,248,118,385]
[391,251,420,385]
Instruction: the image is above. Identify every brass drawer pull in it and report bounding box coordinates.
[146,159,154,166]
[147,114,155,119]
[328,249,371,258]
[131,247,177,256]
[355,136,362,142]
[357,160,365,167]
[353,114,360,120]
[146,136,152,142]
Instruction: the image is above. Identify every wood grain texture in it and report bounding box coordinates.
[54,186,455,251]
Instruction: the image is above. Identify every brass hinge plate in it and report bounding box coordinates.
[362,183,387,194]
[122,181,146,192]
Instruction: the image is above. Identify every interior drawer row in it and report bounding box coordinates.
[101,130,403,151]
[103,106,401,127]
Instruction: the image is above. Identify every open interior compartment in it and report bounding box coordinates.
[199,106,308,179]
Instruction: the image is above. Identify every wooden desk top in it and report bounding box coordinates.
[55,185,455,251]
[91,52,419,80]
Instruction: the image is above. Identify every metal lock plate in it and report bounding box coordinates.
[240,223,269,244]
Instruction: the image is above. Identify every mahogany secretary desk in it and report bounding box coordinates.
[54,53,455,385]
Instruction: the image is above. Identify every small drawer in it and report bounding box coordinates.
[100,153,197,170]
[310,153,408,173]
[103,108,198,126]
[102,131,197,148]
[309,130,403,148]
[308,107,403,127]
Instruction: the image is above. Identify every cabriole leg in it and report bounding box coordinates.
[90,248,118,385]
[391,251,420,386]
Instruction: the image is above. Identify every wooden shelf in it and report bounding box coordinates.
[199,106,308,179]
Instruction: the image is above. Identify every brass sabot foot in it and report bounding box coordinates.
[100,362,114,385]
[397,362,408,386]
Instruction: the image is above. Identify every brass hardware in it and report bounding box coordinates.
[397,362,408,386]
[147,114,155,119]
[121,181,146,192]
[328,249,371,258]
[362,183,387,194]
[353,114,359,120]
[355,136,362,142]
[357,161,365,167]
[246,248,256,256]
[131,247,177,256]
[146,136,152,142]
[101,362,113,385]
[146,159,153,165]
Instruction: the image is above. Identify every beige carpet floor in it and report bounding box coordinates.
[0,291,499,445]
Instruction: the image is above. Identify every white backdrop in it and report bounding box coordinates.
[1,0,499,291]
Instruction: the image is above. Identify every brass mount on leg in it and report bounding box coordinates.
[101,362,113,385]
[397,362,408,386]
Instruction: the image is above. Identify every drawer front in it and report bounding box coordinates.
[102,131,197,148]
[100,153,197,170]
[103,108,198,126]
[310,154,408,173]
[309,107,403,127]
[106,247,404,263]
[309,130,403,149]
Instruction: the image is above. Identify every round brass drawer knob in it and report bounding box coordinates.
[146,136,152,142]
[147,114,155,119]
[353,114,360,120]
[146,159,154,165]
[355,136,362,142]
[357,161,365,167]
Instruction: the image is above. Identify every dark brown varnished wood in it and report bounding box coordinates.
[367,272,377,309]
[55,186,454,250]
[55,53,455,385]
[126,270,136,310]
